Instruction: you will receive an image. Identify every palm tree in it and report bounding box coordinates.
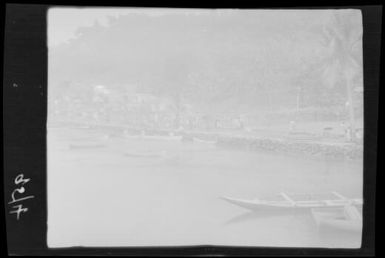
[320,10,363,141]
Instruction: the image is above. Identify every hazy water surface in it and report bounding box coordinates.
[48,128,362,248]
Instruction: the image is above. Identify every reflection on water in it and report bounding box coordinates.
[224,209,309,225]
[223,209,362,248]
[47,128,363,248]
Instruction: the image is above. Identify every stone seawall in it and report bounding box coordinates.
[214,135,363,160]
[48,121,363,160]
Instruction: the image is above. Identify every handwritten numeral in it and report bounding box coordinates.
[9,174,34,220]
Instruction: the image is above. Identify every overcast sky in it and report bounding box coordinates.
[47,8,352,47]
[47,8,237,47]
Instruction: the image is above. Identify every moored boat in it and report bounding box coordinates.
[123,134,182,141]
[68,143,106,149]
[221,192,363,212]
[311,205,362,233]
[142,135,182,141]
[193,137,217,144]
[124,150,168,158]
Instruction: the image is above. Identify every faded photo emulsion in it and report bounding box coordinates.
[47,8,364,248]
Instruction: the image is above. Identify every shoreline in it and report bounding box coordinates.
[47,121,363,161]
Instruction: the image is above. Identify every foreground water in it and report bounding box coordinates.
[47,128,363,248]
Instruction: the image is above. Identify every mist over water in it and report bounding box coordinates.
[48,128,362,248]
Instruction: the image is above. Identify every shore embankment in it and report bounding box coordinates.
[48,121,363,160]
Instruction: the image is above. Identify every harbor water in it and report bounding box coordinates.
[47,127,363,248]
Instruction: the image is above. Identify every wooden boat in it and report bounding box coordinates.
[221,192,363,212]
[193,137,217,144]
[68,143,106,149]
[124,150,167,158]
[311,205,362,233]
[123,134,182,141]
[142,135,182,141]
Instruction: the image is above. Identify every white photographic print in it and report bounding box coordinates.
[47,8,363,248]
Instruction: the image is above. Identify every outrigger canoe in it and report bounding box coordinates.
[221,192,363,212]
[311,205,362,233]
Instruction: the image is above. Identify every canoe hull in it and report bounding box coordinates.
[221,196,363,212]
[220,197,308,212]
[311,207,362,233]
[318,219,362,233]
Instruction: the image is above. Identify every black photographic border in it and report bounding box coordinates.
[3,3,381,256]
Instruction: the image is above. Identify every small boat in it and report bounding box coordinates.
[221,192,363,212]
[123,134,182,141]
[193,137,217,144]
[124,150,168,158]
[68,143,106,149]
[142,135,182,141]
[311,205,362,233]
[67,135,102,141]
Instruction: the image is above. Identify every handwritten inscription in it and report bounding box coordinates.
[8,174,35,220]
